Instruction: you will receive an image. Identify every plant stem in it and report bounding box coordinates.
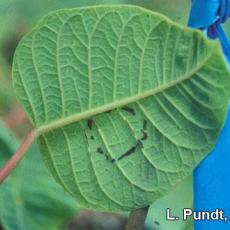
[0,130,37,183]
[125,206,149,230]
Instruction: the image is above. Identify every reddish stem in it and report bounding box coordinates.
[0,130,37,183]
[125,206,149,230]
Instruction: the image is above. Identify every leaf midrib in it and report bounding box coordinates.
[36,45,215,136]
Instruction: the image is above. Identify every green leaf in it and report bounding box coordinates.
[0,123,78,230]
[145,175,193,230]
[12,5,230,211]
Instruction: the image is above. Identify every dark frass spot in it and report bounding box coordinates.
[141,131,147,141]
[118,146,136,161]
[110,121,149,162]
[87,119,93,130]
[97,147,103,154]
[143,120,147,130]
[115,131,147,162]
[154,221,160,226]
[106,110,112,113]
[90,136,95,140]
[121,106,135,115]
[111,158,116,163]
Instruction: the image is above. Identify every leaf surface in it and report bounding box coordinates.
[145,175,193,230]
[12,5,230,211]
[0,123,78,230]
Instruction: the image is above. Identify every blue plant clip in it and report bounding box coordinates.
[188,1,230,229]
[188,0,230,65]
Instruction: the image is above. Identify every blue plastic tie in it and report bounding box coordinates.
[188,2,230,230]
[188,0,230,65]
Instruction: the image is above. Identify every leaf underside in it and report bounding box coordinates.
[12,5,230,211]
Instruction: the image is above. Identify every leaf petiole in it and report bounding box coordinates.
[0,130,37,183]
[125,206,149,230]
